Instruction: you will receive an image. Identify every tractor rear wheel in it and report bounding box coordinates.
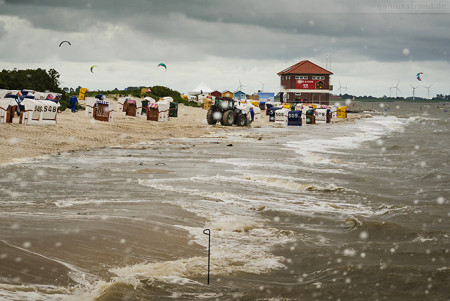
[222,110,235,126]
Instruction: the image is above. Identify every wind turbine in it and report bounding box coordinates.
[424,84,433,99]
[394,81,400,98]
[258,81,264,92]
[388,86,394,98]
[410,84,418,100]
[337,81,342,95]
[237,79,247,92]
[342,83,348,94]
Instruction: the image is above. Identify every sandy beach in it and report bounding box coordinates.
[0,99,363,166]
[0,101,224,165]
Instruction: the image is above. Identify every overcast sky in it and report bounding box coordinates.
[0,0,449,98]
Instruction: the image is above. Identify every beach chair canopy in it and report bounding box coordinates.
[4,94,19,100]
[161,96,173,102]
[144,97,156,104]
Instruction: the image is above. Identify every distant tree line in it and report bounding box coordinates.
[0,68,62,93]
[86,85,200,107]
[433,94,450,101]
[0,68,71,110]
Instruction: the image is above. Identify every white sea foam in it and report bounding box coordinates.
[412,235,438,243]
[0,284,70,301]
[240,174,346,193]
[138,176,391,221]
[53,198,148,208]
[208,157,294,169]
[0,240,96,288]
[284,116,410,164]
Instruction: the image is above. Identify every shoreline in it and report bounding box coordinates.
[0,103,365,166]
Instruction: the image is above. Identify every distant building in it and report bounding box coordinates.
[234,90,246,100]
[248,93,259,100]
[278,60,333,105]
[258,92,275,103]
[222,91,234,98]
[211,90,222,98]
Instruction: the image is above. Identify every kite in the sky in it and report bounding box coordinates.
[59,41,71,47]
[157,63,167,70]
[417,72,423,81]
[90,65,98,73]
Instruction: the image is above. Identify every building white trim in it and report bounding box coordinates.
[284,89,331,94]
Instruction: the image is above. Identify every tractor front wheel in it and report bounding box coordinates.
[222,110,235,126]
[206,109,217,125]
[236,114,248,126]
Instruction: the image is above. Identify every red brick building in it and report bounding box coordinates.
[278,60,333,105]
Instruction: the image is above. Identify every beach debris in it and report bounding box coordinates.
[417,72,423,81]
[155,162,166,166]
[227,143,233,147]
[136,168,172,174]
[90,65,98,73]
[157,63,167,70]
[251,205,266,211]
[59,40,71,47]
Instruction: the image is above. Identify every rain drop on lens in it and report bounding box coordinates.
[436,197,444,205]
[360,231,368,240]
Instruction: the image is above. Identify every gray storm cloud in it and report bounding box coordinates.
[0,0,449,95]
[1,0,449,62]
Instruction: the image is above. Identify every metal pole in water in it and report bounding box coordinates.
[203,229,211,284]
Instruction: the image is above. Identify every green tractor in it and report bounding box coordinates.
[206,97,250,126]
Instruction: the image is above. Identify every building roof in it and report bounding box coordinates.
[278,60,333,75]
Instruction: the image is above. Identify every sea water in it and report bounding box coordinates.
[0,101,448,300]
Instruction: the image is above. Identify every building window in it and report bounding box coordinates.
[312,76,325,80]
[295,76,308,79]
[295,93,301,96]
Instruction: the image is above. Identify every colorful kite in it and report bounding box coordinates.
[157,63,167,70]
[59,41,71,47]
[417,72,423,81]
[90,65,98,73]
